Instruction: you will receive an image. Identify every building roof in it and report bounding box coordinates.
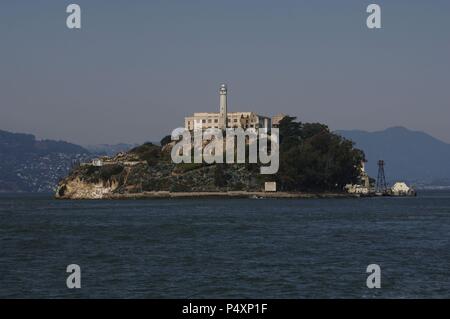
[188,112,269,119]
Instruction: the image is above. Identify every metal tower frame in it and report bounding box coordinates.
[376,160,388,194]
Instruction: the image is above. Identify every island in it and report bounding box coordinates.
[55,117,366,199]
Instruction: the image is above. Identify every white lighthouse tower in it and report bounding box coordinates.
[219,84,228,130]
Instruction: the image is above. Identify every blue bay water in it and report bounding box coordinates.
[1,191,450,298]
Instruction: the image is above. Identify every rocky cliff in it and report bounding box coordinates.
[56,142,263,199]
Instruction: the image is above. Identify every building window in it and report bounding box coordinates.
[202,119,206,123]
[208,119,212,123]
[214,119,218,123]
[234,119,238,122]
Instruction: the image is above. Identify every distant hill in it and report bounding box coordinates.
[0,130,88,155]
[0,130,91,192]
[337,127,450,186]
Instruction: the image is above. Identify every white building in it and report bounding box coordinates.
[184,84,271,131]
[271,113,287,128]
[344,161,371,195]
[92,159,103,167]
[391,182,411,195]
[345,184,370,195]
[264,182,277,192]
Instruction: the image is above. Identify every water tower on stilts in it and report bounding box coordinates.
[376,160,388,195]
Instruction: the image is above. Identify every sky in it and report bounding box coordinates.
[0,0,449,145]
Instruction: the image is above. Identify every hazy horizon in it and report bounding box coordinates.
[1,0,449,145]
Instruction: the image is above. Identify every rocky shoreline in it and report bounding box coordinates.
[56,191,358,200]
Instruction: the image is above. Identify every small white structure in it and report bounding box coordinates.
[265,182,277,192]
[344,160,371,195]
[391,182,410,195]
[271,113,286,128]
[92,159,103,167]
[345,184,370,195]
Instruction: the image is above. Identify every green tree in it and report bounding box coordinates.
[276,117,365,192]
